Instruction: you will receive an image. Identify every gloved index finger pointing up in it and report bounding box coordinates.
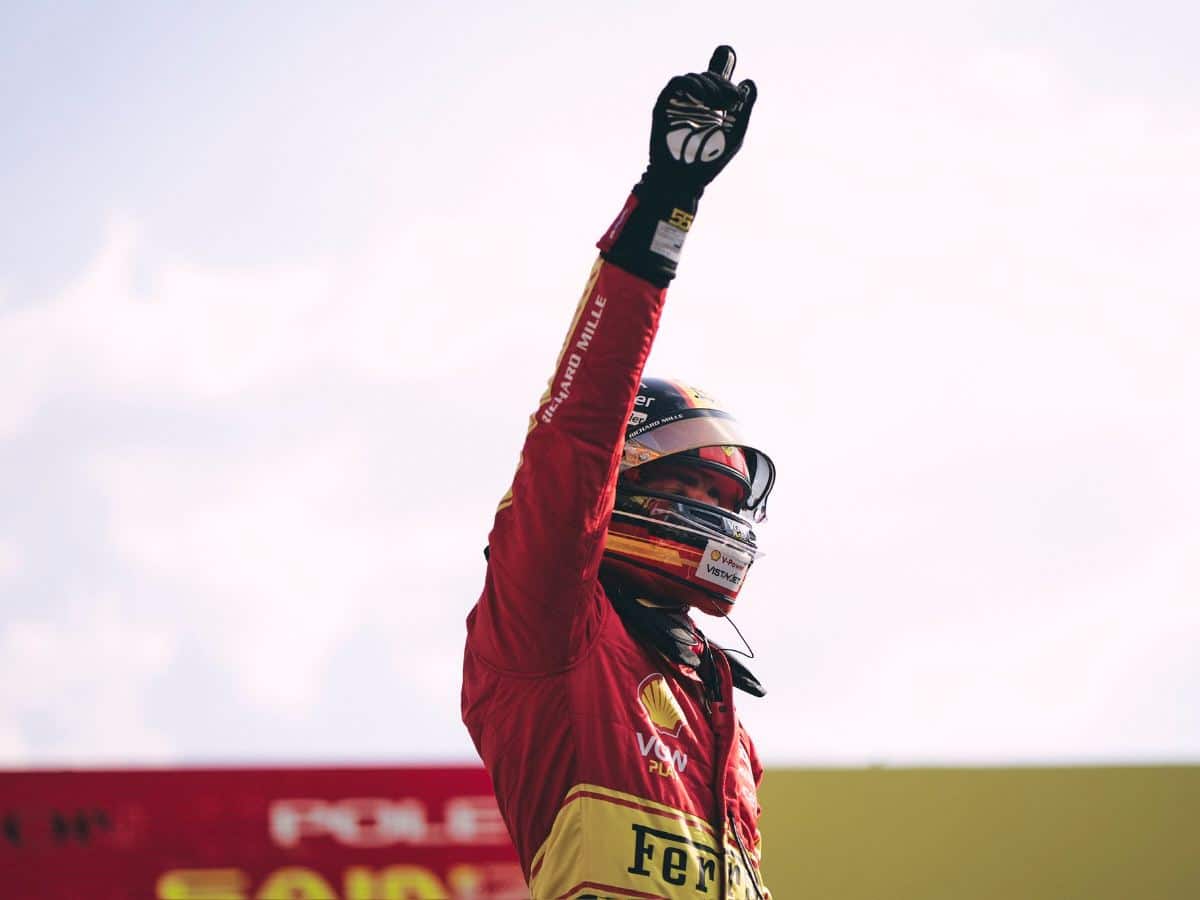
[708,45,736,81]
[602,43,760,287]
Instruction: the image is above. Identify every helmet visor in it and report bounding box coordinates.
[623,409,776,515]
[615,490,761,553]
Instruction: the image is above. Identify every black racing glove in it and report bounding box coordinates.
[599,45,757,287]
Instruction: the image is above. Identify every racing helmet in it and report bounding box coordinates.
[602,378,776,616]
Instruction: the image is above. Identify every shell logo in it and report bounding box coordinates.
[638,674,687,737]
[710,549,721,561]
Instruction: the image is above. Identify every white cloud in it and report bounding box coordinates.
[87,416,492,721]
[91,433,389,715]
[0,613,174,764]
[0,215,518,443]
[0,209,526,731]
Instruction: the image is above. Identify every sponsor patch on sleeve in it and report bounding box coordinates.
[695,540,751,591]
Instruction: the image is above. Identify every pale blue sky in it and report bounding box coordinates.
[2,1,1198,765]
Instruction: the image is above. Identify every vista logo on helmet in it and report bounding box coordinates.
[697,540,751,590]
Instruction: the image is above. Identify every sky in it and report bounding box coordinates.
[1,1,1197,767]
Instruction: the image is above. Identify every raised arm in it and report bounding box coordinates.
[469,46,758,672]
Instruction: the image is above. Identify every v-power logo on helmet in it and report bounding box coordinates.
[696,540,751,590]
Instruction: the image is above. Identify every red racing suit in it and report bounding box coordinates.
[462,251,771,899]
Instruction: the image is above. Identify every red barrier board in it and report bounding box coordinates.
[0,766,524,899]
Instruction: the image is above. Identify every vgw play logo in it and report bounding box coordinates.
[637,675,689,778]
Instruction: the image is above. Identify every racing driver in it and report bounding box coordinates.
[463,46,775,899]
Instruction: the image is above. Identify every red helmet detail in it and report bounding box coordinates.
[603,378,775,616]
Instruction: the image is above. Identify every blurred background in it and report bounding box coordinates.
[1,0,1197,896]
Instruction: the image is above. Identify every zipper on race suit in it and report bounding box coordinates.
[729,810,765,900]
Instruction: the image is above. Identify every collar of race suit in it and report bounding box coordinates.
[603,578,766,699]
